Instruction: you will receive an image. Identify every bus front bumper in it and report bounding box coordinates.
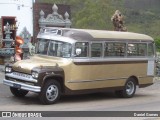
[3,79,41,92]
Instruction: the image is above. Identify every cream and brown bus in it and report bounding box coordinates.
[3,27,156,104]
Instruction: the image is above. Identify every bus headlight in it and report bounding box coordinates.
[32,72,39,79]
[5,67,12,73]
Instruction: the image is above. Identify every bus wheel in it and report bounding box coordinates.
[39,80,61,105]
[10,87,28,97]
[115,78,136,98]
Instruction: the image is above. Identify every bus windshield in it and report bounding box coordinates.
[36,39,72,58]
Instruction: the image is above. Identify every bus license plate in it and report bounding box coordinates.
[13,83,21,89]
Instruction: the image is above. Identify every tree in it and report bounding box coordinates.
[36,0,124,30]
[155,38,160,52]
[36,0,160,44]
[72,0,115,30]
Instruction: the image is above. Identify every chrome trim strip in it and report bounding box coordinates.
[67,76,154,83]
[138,76,154,78]
[3,79,41,92]
[67,77,128,83]
[5,72,37,83]
[73,58,156,63]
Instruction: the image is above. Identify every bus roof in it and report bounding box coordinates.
[38,27,154,42]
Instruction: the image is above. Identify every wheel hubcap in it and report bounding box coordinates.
[126,81,134,95]
[46,85,58,101]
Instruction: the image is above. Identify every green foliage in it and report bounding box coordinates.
[71,0,125,30]
[37,0,124,30]
[155,38,160,52]
[73,0,114,30]
[37,0,160,51]
[125,8,160,39]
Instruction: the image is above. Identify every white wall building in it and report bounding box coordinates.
[0,0,34,36]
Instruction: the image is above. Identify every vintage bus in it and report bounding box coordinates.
[3,27,156,104]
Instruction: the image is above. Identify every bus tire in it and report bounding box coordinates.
[39,80,61,105]
[115,78,136,98]
[10,87,28,97]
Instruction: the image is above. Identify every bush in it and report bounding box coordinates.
[155,38,160,52]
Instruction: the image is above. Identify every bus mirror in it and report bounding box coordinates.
[76,48,82,56]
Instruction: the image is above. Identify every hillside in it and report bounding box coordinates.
[124,0,160,38]
[37,0,160,39]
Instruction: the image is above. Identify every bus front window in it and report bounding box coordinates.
[37,39,72,58]
[37,39,49,55]
[48,41,72,58]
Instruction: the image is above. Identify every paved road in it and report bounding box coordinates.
[0,72,4,84]
[1,79,160,111]
[1,72,160,120]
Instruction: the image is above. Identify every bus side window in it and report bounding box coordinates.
[75,42,89,57]
[127,43,138,56]
[105,43,115,56]
[127,43,147,56]
[148,43,154,56]
[91,43,103,57]
[105,43,125,57]
[138,44,147,56]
